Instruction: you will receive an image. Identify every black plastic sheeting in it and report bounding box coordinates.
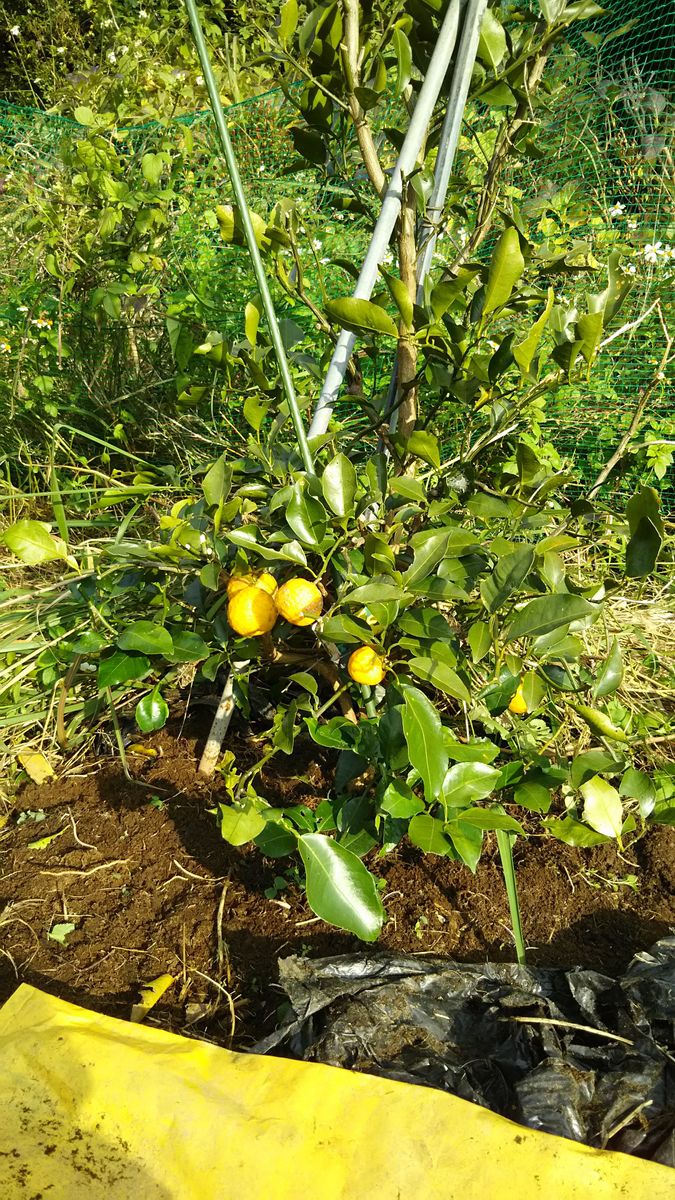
[255,936,675,1165]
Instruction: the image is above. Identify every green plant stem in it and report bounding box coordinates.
[361,684,377,718]
[496,829,526,965]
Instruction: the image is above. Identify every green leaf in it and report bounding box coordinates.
[403,430,440,469]
[398,609,453,641]
[380,782,424,820]
[571,749,622,788]
[520,670,546,711]
[255,821,297,857]
[446,738,500,764]
[593,638,623,698]
[202,455,232,509]
[2,520,69,565]
[402,529,450,588]
[620,768,655,818]
[220,804,267,846]
[626,516,662,578]
[543,816,609,847]
[118,621,174,657]
[216,204,268,249]
[71,631,107,655]
[278,0,299,45]
[580,775,623,838]
[243,393,269,433]
[342,579,405,605]
[481,545,535,613]
[576,311,603,364]
[408,657,470,703]
[538,0,566,23]
[305,715,355,750]
[391,27,413,95]
[514,780,552,813]
[442,762,501,810]
[408,814,453,856]
[445,819,483,872]
[286,483,326,546]
[168,631,210,662]
[321,453,357,518]
[73,106,96,126]
[457,809,525,834]
[298,833,384,941]
[478,8,507,69]
[507,595,597,641]
[326,297,398,339]
[48,922,76,945]
[98,651,151,689]
[483,227,525,316]
[381,268,413,328]
[135,692,169,732]
[141,152,166,186]
[402,686,448,803]
[318,614,372,645]
[513,288,554,376]
[468,621,491,663]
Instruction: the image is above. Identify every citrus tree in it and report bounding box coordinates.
[2,0,673,948]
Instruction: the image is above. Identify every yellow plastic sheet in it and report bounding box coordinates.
[0,984,671,1199]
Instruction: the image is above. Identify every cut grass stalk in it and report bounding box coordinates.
[496,829,526,966]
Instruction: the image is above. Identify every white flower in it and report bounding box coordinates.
[608,202,625,218]
[624,263,637,275]
[17,305,28,313]
[383,250,394,264]
[312,238,323,250]
[32,315,53,329]
[320,256,330,264]
[0,340,11,354]
[139,8,148,17]
[10,25,20,37]
[80,662,97,673]
[119,44,129,54]
[196,75,204,86]
[628,219,637,231]
[102,18,113,28]
[644,242,663,264]
[199,533,206,544]
[56,46,65,55]
[107,50,117,64]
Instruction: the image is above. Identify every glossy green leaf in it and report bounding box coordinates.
[626,516,662,578]
[398,609,453,640]
[322,453,357,518]
[521,670,546,711]
[254,821,297,857]
[513,288,554,376]
[468,620,491,663]
[135,692,169,733]
[298,833,384,941]
[2,520,69,565]
[326,297,398,339]
[380,781,424,819]
[446,739,500,764]
[544,816,610,847]
[118,621,174,657]
[593,638,623,698]
[403,430,441,469]
[286,483,326,546]
[71,631,107,655]
[507,595,597,641]
[403,529,451,588]
[402,686,448,803]
[278,0,299,44]
[408,814,453,856]
[457,808,525,834]
[483,227,525,316]
[514,780,552,813]
[442,762,501,811]
[620,767,656,818]
[478,8,507,68]
[168,631,210,662]
[343,580,406,605]
[408,657,470,703]
[141,152,166,185]
[392,27,413,95]
[580,775,623,838]
[481,545,535,613]
[318,614,372,644]
[220,804,267,846]
[202,455,232,508]
[243,393,269,432]
[445,819,483,872]
[381,268,413,328]
[571,749,622,789]
[98,651,151,690]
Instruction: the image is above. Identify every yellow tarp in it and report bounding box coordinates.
[0,984,671,1199]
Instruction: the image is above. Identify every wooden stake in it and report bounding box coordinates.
[198,673,235,778]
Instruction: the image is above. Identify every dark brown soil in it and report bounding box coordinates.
[1,718,674,1048]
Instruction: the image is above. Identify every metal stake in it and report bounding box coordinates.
[183,0,314,475]
[308,0,464,440]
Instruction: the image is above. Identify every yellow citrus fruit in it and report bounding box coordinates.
[256,571,278,596]
[227,585,277,637]
[348,646,386,686]
[227,571,277,599]
[508,683,528,715]
[275,578,323,627]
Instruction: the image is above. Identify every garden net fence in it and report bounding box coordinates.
[0,0,673,504]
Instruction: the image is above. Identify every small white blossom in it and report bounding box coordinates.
[204,547,213,556]
[17,305,28,313]
[644,242,663,264]
[80,662,97,673]
[10,25,20,37]
[199,533,207,544]
[32,315,53,329]
[102,18,113,28]
[119,44,129,54]
[107,50,117,64]
[312,238,323,250]
[139,8,148,17]
[196,75,204,86]
[608,202,625,218]
[382,250,394,265]
[628,219,637,231]
[320,256,330,264]
[624,263,637,275]
[56,46,65,55]
[0,340,11,354]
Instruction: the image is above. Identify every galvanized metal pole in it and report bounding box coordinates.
[183,0,315,475]
[307,0,464,440]
[388,0,487,434]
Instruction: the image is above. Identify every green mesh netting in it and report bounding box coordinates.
[0,2,673,504]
